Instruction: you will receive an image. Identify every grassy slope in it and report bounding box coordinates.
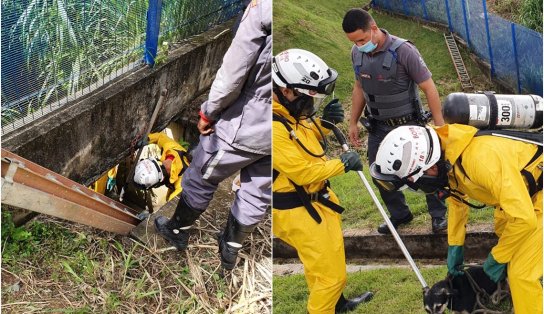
[273,0,496,229]
[274,266,448,313]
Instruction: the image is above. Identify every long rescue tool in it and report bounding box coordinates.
[328,123,428,289]
[120,88,168,202]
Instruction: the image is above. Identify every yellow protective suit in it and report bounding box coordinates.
[147,133,190,202]
[436,124,542,314]
[272,100,348,314]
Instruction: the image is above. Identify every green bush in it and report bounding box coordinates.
[519,0,543,32]
[1,211,35,265]
[1,210,84,266]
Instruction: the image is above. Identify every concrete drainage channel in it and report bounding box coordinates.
[273,227,497,275]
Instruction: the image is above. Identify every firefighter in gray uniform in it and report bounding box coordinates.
[342,8,448,234]
[154,0,271,270]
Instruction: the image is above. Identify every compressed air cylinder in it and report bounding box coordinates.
[442,92,543,129]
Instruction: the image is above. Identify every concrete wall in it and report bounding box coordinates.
[2,23,233,186]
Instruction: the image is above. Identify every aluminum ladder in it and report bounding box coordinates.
[444,33,473,91]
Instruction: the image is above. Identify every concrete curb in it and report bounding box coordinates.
[273,230,497,260]
[273,263,443,276]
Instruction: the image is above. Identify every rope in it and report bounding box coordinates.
[455,265,513,314]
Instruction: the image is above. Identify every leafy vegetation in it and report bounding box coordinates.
[490,0,543,32]
[1,0,243,129]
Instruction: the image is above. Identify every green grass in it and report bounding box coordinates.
[330,169,494,230]
[274,0,496,230]
[273,266,448,313]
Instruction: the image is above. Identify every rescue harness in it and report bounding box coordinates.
[272,113,344,223]
[445,130,542,208]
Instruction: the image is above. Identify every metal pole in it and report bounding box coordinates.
[420,0,429,21]
[402,0,409,16]
[329,125,428,289]
[144,0,163,66]
[482,0,495,77]
[461,0,471,49]
[445,0,453,32]
[511,23,522,94]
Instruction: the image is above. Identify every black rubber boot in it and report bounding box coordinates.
[218,212,257,270]
[154,195,202,250]
[335,292,374,313]
[431,216,447,233]
[377,212,414,234]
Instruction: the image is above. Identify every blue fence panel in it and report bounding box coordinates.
[160,0,245,45]
[425,0,449,25]
[464,0,488,60]
[1,0,246,133]
[405,0,425,17]
[1,0,148,132]
[448,1,466,42]
[387,0,406,15]
[371,0,542,95]
[372,0,388,10]
[515,27,543,95]
[488,14,518,91]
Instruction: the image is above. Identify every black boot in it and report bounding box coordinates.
[335,292,373,313]
[377,212,414,234]
[218,212,257,270]
[154,195,202,250]
[431,216,447,233]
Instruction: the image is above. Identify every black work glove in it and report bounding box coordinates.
[340,150,363,172]
[321,98,344,129]
[136,136,149,149]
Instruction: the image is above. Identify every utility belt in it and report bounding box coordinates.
[374,113,417,127]
[273,180,344,224]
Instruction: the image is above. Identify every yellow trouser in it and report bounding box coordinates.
[495,191,542,314]
[273,204,346,314]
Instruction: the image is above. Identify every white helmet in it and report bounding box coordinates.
[133,158,164,189]
[370,125,441,191]
[272,48,337,99]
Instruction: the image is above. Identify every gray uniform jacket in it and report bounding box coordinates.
[201,0,272,155]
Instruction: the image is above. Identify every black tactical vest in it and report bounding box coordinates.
[353,35,420,121]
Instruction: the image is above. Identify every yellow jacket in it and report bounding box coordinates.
[436,124,541,264]
[148,133,190,201]
[272,100,345,195]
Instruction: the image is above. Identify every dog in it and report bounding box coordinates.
[423,266,509,314]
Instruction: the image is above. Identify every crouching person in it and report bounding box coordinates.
[133,132,190,202]
[152,0,271,270]
[370,124,542,314]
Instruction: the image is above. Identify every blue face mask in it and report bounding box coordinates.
[357,30,377,53]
